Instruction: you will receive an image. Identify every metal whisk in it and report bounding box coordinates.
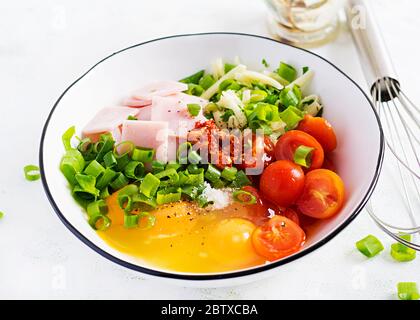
[346,0,420,250]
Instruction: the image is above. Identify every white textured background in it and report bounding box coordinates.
[0,0,419,299]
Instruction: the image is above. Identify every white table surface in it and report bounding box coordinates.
[1,0,419,300]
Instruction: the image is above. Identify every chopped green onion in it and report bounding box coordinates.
[356,235,384,258]
[87,200,108,217]
[230,170,251,188]
[224,63,236,73]
[262,59,269,68]
[72,174,99,205]
[279,106,304,130]
[188,150,202,164]
[279,85,302,108]
[184,170,204,186]
[132,147,155,163]
[205,164,221,183]
[23,165,41,181]
[77,137,93,155]
[96,168,117,190]
[233,190,257,205]
[83,160,105,178]
[397,282,420,300]
[219,79,241,91]
[187,103,201,117]
[293,145,314,168]
[391,234,416,262]
[180,69,205,85]
[196,194,211,208]
[250,90,268,103]
[186,83,204,96]
[94,133,115,163]
[177,142,192,163]
[103,151,117,168]
[187,164,201,174]
[181,185,199,199]
[114,141,135,156]
[152,160,165,174]
[127,115,137,120]
[88,214,111,231]
[115,152,131,172]
[100,186,111,199]
[277,62,297,83]
[109,172,129,190]
[199,74,215,90]
[117,184,139,212]
[303,66,309,74]
[221,166,238,182]
[0,211,4,219]
[155,168,179,186]
[62,126,76,151]
[140,173,160,197]
[156,188,182,205]
[212,179,226,189]
[165,161,181,171]
[131,194,157,211]
[124,212,156,230]
[124,161,145,180]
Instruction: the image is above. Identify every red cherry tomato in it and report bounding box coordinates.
[297,115,337,153]
[275,130,324,170]
[252,215,306,261]
[259,160,305,207]
[279,207,300,226]
[296,169,345,219]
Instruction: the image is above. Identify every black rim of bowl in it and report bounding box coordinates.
[39,32,385,281]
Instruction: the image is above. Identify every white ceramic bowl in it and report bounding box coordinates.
[40,33,384,286]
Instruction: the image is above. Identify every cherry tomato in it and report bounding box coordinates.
[241,186,280,225]
[297,115,337,152]
[259,160,305,207]
[279,207,300,226]
[296,169,345,219]
[275,130,324,170]
[252,215,306,261]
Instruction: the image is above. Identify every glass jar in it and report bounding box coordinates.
[264,0,341,46]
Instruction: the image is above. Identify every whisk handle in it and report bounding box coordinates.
[345,0,399,93]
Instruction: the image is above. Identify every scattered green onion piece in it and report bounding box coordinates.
[131,194,157,211]
[181,185,199,199]
[117,184,139,212]
[165,161,181,171]
[0,211,4,219]
[124,161,145,180]
[155,168,179,186]
[199,74,215,90]
[187,164,201,174]
[219,79,241,91]
[88,214,111,231]
[391,234,416,262]
[87,200,108,217]
[118,184,139,196]
[100,186,110,199]
[115,152,131,172]
[186,83,204,96]
[123,213,139,228]
[24,165,41,181]
[196,194,211,208]
[356,235,384,258]
[96,168,117,190]
[184,170,204,186]
[212,179,226,189]
[303,66,309,74]
[72,174,99,205]
[156,188,182,205]
[114,141,135,156]
[152,160,165,174]
[124,212,156,230]
[77,137,93,154]
[397,282,420,300]
[103,151,118,168]
[132,147,155,163]
[293,145,314,168]
[224,63,236,73]
[205,164,221,183]
[250,90,268,103]
[95,133,115,163]
[140,173,160,197]
[233,190,257,205]
[231,170,251,188]
[279,85,302,108]
[62,126,76,151]
[177,142,192,164]
[188,150,202,164]
[127,115,137,120]
[83,160,105,178]
[187,103,201,117]
[277,62,297,83]
[279,106,304,130]
[262,59,269,68]
[221,167,238,182]
[109,172,129,190]
[179,69,205,85]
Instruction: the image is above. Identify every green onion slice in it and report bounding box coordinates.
[140,173,160,197]
[205,164,221,183]
[391,234,416,262]
[109,172,129,190]
[155,168,179,186]
[24,165,41,181]
[131,194,157,211]
[62,126,76,150]
[279,106,304,131]
[277,62,297,83]
[293,145,314,168]
[397,282,420,300]
[156,188,182,205]
[88,214,111,231]
[96,168,117,190]
[124,161,145,180]
[117,184,139,212]
[230,170,251,188]
[233,190,257,205]
[103,151,117,168]
[356,235,384,258]
[179,69,205,85]
[0,211,4,219]
[177,142,192,164]
[187,103,201,117]
[83,160,105,178]
[221,167,238,182]
[87,200,108,217]
[132,147,155,163]
[124,212,156,230]
[152,160,166,174]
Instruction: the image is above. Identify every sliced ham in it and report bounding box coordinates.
[136,105,152,120]
[82,106,138,142]
[132,81,188,100]
[120,120,169,162]
[123,98,152,108]
[150,93,207,134]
